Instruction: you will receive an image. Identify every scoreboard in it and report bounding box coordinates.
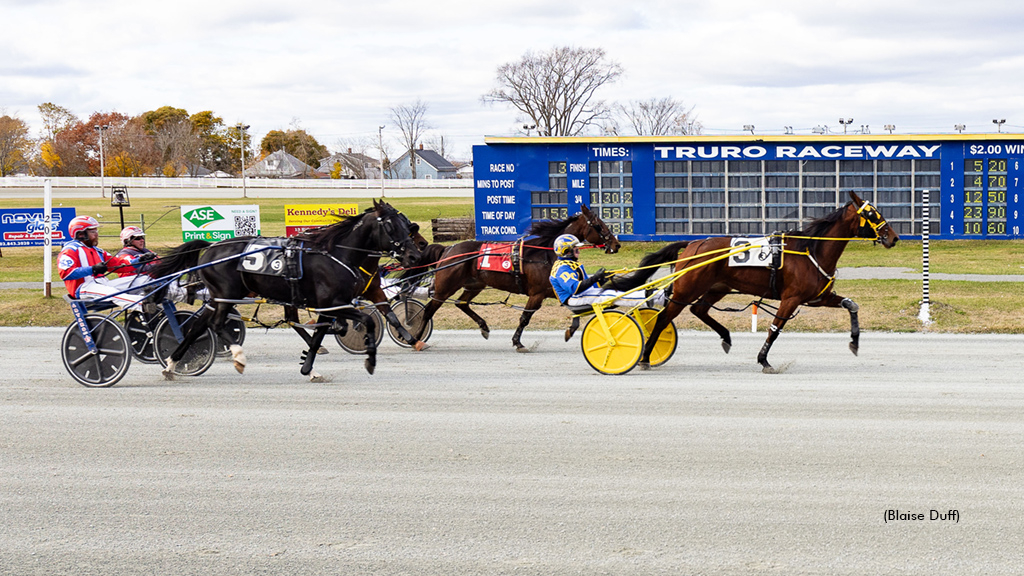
[472,135,1024,241]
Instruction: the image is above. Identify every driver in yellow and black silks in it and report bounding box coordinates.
[549,234,647,307]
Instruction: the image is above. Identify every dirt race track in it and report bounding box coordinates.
[1,326,1023,575]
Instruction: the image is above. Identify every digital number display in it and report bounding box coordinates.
[590,161,634,235]
[963,158,1007,235]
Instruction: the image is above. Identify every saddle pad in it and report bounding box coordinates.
[477,242,514,272]
[237,237,303,278]
[728,237,775,268]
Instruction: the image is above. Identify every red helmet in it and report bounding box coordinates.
[68,215,99,239]
[120,225,145,244]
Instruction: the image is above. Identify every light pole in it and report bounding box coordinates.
[955,124,966,133]
[378,125,386,198]
[743,124,755,135]
[993,119,1006,133]
[839,118,853,134]
[94,124,109,198]
[884,124,895,134]
[237,124,250,198]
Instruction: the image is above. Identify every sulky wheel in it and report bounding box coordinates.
[62,314,133,387]
[154,310,217,377]
[335,308,385,355]
[579,309,645,375]
[633,307,678,367]
[387,297,432,348]
[124,309,162,364]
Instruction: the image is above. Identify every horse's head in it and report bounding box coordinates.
[849,191,899,248]
[370,199,423,267]
[571,205,620,254]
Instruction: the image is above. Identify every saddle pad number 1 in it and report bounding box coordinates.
[478,243,513,272]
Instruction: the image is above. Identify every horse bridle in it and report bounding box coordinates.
[375,210,417,258]
[856,201,891,241]
[581,212,616,248]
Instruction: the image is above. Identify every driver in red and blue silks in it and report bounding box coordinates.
[58,215,154,309]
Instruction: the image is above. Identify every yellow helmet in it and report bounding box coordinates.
[553,234,579,257]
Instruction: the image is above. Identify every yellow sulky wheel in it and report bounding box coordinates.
[580,309,645,375]
[633,307,678,367]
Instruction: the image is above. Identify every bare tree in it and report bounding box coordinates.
[423,134,451,159]
[612,97,703,136]
[153,118,202,175]
[390,100,430,179]
[483,46,623,137]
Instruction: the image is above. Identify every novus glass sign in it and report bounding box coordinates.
[472,135,1024,241]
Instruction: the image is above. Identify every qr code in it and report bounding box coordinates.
[234,215,258,236]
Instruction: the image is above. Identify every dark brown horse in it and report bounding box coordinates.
[410,205,620,351]
[608,191,899,372]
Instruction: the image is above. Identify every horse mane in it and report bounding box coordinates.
[526,214,576,245]
[295,212,364,250]
[790,201,853,252]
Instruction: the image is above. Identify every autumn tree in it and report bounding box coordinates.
[0,114,32,176]
[483,46,623,137]
[609,97,703,136]
[390,99,430,179]
[259,128,327,170]
[224,123,254,176]
[36,103,78,175]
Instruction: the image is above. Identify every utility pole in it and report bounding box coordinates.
[238,124,250,198]
[379,125,386,198]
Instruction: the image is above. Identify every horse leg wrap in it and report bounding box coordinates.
[565,317,580,342]
[230,344,246,374]
[842,298,860,355]
[758,324,781,371]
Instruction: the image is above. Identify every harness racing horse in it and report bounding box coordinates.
[283,209,431,352]
[608,191,899,373]
[149,200,422,380]
[411,205,620,351]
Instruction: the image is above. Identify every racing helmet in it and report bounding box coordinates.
[553,234,580,258]
[67,215,99,240]
[120,225,145,245]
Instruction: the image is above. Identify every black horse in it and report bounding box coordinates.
[149,200,422,380]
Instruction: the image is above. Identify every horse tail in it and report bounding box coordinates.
[607,241,690,291]
[149,239,210,279]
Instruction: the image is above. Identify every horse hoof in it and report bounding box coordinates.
[364,359,375,375]
[515,345,530,353]
[230,345,246,374]
[481,329,490,340]
[639,361,651,371]
[161,367,175,381]
[721,340,732,354]
[849,342,859,356]
[309,372,325,383]
[564,329,572,342]
[317,347,329,355]
[413,341,429,351]
[761,364,776,374]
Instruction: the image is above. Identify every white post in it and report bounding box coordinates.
[43,179,53,297]
[918,188,932,324]
[751,303,758,332]
[378,125,386,198]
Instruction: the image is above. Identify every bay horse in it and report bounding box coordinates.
[608,191,899,372]
[149,200,422,380]
[410,205,620,351]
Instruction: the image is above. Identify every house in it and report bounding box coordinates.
[244,149,317,178]
[453,160,474,179]
[318,149,382,179]
[391,145,457,179]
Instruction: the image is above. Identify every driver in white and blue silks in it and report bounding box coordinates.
[549,234,646,307]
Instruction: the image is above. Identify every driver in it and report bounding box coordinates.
[58,216,155,309]
[114,225,159,277]
[549,234,646,307]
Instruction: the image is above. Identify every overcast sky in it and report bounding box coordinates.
[3,0,1024,160]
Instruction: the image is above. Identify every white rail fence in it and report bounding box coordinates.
[0,176,473,190]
